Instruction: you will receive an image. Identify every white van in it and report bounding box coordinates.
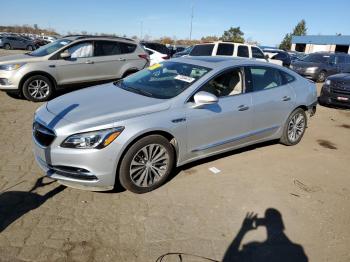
[189,41,283,66]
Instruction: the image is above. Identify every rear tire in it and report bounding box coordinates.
[119,135,174,193]
[22,75,54,102]
[26,45,34,51]
[317,70,326,83]
[4,43,11,50]
[280,108,307,146]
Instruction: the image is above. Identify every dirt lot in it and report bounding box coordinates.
[0,50,349,262]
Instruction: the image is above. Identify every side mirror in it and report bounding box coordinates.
[60,51,71,59]
[264,54,269,60]
[192,91,218,108]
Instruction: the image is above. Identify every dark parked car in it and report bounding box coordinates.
[140,42,170,58]
[291,52,350,82]
[262,48,292,67]
[0,35,36,51]
[319,73,350,108]
[173,46,193,58]
[288,51,305,62]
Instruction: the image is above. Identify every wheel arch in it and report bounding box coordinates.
[121,68,139,78]
[115,129,179,182]
[19,71,57,94]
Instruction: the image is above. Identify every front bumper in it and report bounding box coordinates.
[0,70,21,90]
[32,131,124,191]
[291,67,318,80]
[318,84,350,108]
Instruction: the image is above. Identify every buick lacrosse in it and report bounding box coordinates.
[33,57,317,193]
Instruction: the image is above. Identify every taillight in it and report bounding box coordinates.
[138,54,150,63]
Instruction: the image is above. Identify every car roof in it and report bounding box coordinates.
[171,56,272,69]
[62,35,135,43]
[194,41,257,47]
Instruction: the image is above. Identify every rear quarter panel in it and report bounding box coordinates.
[290,74,317,108]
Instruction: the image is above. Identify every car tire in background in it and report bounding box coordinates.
[22,75,54,102]
[26,45,34,51]
[317,70,327,83]
[4,43,11,50]
[119,135,175,193]
[280,108,307,146]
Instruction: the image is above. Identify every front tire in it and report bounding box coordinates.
[280,108,307,146]
[119,135,175,193]
[26,45,34,51]
[22,75,54,102]
[4,43,11,50]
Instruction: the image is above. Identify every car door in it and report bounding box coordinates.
[8,37,21,49]
[91,40,133,80]
[185,67,254,158]
[327,55,341,75]
[246,66,295,139]
[53,41,96,85]
[336,55,348,73]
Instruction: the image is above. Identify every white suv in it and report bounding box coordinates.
[189,41,278,64]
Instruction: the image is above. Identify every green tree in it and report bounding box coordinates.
[279,20,307,51]
[221,27,244,43]
[201,35,219,42]
[279,33,292,51]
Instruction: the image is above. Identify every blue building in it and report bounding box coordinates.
[291,35,350,54]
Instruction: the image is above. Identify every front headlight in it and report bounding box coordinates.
[0,63,26,71]
[305,67,318,73]
[61,127,124,149]
[325,79,331,86]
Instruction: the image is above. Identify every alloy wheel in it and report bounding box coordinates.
[287,113,305,143]
[28,79,50,100]
[129,144,170,187]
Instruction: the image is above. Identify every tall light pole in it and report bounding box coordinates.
[140,21,143,40]
[189,4,194,41]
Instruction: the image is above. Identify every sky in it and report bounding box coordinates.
[1,0,350,46]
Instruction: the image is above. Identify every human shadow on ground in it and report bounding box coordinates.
[222,208,308,262]
[0,177,66,232]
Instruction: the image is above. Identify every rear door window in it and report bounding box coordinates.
[248,66,284,92]
[237,45,249,58]
[94,41,121,56]
[216,43,234,56]
[190,44,214,56]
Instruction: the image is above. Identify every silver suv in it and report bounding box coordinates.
[0,35,150,101]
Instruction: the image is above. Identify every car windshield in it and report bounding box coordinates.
[28,39,71,57]
[301,54,330,63]
[115,61,211,99]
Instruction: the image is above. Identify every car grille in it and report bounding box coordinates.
[331,82,350,95]
[33,122,56,147]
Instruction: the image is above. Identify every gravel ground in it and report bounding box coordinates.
[0,49,349,262]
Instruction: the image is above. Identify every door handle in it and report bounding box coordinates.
[282,96,291,101]
[118,58,126,61]
[85,60,94,64]
[238,105,249,111]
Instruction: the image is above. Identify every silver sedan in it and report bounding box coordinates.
[33,56,317,193]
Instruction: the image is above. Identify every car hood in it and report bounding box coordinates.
[46,83,170,126]
[0,53,45,64]
[291,61,322,68]
[328,73,350,82]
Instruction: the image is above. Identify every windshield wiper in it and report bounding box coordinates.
[115,80,154,97]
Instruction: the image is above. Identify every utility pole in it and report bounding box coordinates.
[189,4,194,41]
[140,21,143,40]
